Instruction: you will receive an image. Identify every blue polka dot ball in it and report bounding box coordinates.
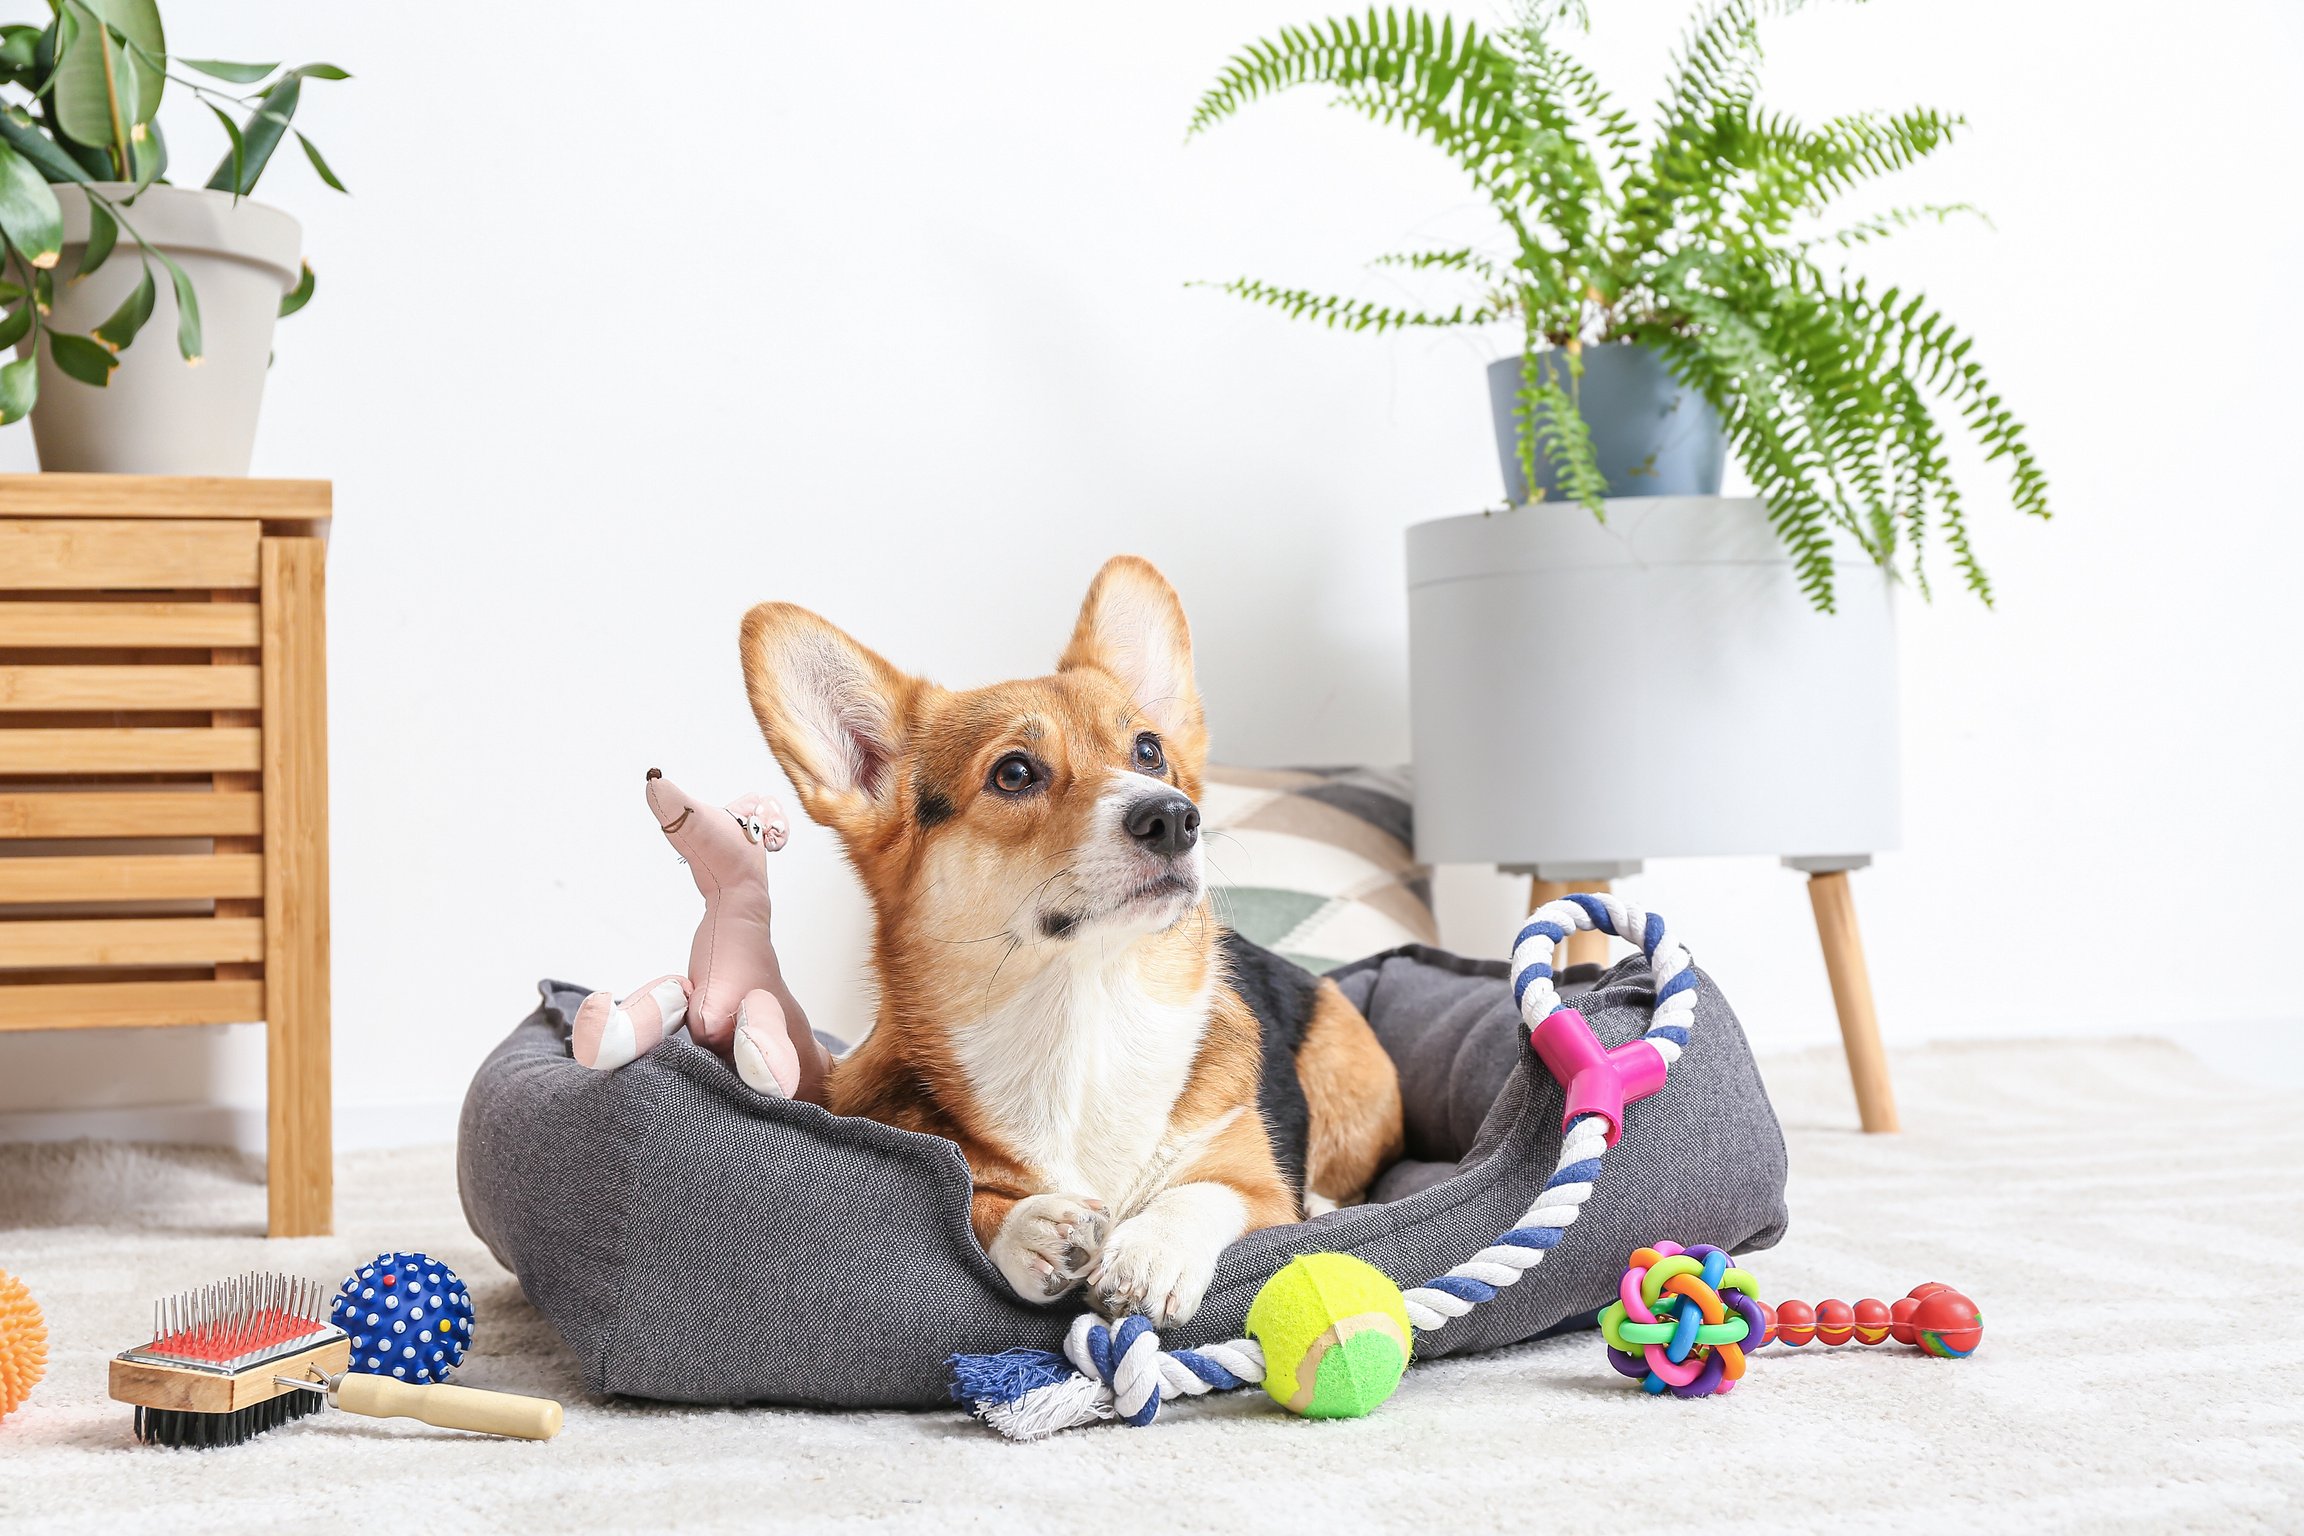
[331,1251,474,1384]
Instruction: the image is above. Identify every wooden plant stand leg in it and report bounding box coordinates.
[1516,863,1642,973]
[1792,857,1899,1133]
[262,537,333,1235]
[1526,878,1573,971]
[1564,880,1612,970]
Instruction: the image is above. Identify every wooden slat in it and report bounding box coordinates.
[210,594,267,1016]
[0,790,262,837]
[0,977,266,1031]
[0,519,259,590]
[0,601,261,648]
[0,665,262,711]
[0,915,263,967]
[0,853,263,902]
[0,726,260,773]
[0,475,331,521]
[1,964,218,986]
[263,536,333,1236]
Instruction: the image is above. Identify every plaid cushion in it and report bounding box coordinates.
[1199,765,1438,974]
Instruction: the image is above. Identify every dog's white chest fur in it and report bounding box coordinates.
[954,953,1211,1200]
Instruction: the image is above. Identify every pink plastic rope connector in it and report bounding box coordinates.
[1530,1007,1668,1146]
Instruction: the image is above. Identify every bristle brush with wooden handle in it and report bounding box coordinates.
[111,1271,561,1446]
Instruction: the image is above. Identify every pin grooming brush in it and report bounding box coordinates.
[111,1271,563,1445]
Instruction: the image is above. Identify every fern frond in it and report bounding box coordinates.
[1547,50,1642,181]
[1188,9,1515,141]
[1854,280,2049,522]
[1618,2,1771,251]
[1199,276,1491,333]
[1660,0,1776,121]
[1790,108,1963,207]
[1645,268,1845,607]
[1370,247,1526,323]
[1813,202,1989,250]
[1495,27,1612,259]
[1371,246,1502,278]
[1516,350,1609,513]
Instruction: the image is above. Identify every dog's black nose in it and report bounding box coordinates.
[1124,793,1200,857]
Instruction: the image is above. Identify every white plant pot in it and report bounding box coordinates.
[1406,497,1900,867]
[20,183,300,474]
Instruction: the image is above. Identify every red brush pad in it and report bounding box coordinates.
[147,1306,327,1364]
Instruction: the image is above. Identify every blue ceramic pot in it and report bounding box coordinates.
[1487,343,1726,504]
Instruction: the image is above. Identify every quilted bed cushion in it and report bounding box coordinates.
[457,946,1789,1410]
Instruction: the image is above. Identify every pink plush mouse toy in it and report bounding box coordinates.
[569,769,832,1101]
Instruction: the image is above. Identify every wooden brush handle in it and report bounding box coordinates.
[335,1374,564,1440]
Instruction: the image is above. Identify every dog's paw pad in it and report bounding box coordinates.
[989,1194,1108,1304]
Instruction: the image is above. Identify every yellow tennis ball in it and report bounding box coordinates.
[1245,1253,1412,1419]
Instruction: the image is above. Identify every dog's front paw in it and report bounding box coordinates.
[989,1194,1109,1304]
[1090,1213,1222,1328]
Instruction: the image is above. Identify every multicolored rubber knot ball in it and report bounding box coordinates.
[331,1252,473,1384]
[1599,1241,1763,1398]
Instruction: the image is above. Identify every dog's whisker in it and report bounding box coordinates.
[979,934,1025,1018]
[1008,864,1078,934]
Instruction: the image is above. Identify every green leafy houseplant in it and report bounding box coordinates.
[1191,0,2048,609]
[0,1,345,427]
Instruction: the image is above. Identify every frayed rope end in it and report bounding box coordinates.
[977,1375,1114,1441]
[948,1347,1075,1409]
[949,1348,1115,1441]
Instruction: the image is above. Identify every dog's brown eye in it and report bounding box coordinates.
[1133,733,1165,773]
[990,754,1039,795]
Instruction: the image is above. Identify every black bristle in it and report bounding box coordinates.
[134,1389,323,1448]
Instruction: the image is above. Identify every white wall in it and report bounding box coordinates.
[5,0,2300,1147]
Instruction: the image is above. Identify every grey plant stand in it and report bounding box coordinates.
[1507,855,1898,1134]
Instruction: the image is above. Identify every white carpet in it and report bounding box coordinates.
[2,1037,2298,1535]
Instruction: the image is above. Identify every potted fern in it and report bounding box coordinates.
[1194,0,2053,868]
[0,4,346,473]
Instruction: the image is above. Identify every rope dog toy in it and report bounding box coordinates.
[949,891,1697,1439]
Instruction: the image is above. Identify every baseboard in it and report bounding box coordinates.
[0,1099,463,1154]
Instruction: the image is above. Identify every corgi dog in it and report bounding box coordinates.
[738,556,1404,1326]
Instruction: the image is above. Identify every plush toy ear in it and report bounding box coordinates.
[1058,555,1205,754]
[739,603,916,832]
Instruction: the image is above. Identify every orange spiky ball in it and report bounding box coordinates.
[0,1268,47,1418]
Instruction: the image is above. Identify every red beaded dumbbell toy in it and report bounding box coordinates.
[1759,1282,1982,1358]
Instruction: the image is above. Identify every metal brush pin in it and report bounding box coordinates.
[113,1270,561,1446]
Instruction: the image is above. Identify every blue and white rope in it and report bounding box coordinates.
[950,892,1700,1440]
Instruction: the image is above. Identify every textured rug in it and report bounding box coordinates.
[1,1037,2297,1535]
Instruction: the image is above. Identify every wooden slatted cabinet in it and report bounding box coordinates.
[0,475,332,1236]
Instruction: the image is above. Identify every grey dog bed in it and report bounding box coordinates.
[457,945,1788,1409]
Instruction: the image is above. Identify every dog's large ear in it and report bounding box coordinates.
[1058,556,1205,759]
[739,603,915,832]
